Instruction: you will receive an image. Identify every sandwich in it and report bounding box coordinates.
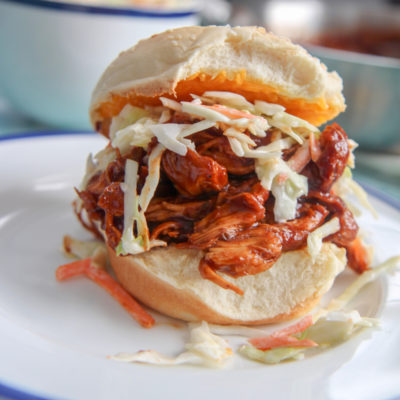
[74,25,371,326]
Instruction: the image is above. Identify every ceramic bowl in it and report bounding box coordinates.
[262,0,400,150]
[0,0,199,130]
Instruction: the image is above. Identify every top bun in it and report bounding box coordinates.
[90,25,345,133]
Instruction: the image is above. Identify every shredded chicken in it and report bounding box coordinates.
[317,124,350,192]
[307,190,362,273]
[204,228,282,276]
[162,149,228,197]
[150,221,182,240]
[188,192,266,249]
[196,202,328,292]
[303,123,350,192]
[76,115,368,294]
[308,191,359,247]
[146,198,213,222]
[197,136,255,175]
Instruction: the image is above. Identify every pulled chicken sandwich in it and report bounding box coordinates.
[74,26,371,325]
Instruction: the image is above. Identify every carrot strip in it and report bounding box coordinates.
[205,104,257,120]
[271,315,314,337]
[248,316,317,350]
[249,335,317,351]
[56,258,91,281]
[85,264,155,328]
[55,258,155,328]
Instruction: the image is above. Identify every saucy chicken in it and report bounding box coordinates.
[77,121,369,294]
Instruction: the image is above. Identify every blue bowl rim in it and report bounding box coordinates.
[0,0,199,17]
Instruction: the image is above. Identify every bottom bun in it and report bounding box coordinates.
[108,243,346,325]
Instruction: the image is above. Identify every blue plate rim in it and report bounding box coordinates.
[0,130,95,142]
[0,130,399,400]
[0,0,199,17]
[0,383,59,400]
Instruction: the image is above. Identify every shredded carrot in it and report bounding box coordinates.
[205,104,257,120]
[249,316,317,350]
[249,335,317,351]
[271,315,314,337]
[56,258,155,328]
[56,258,91,280]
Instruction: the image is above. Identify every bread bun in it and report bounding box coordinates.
[108,243,346,325]
[90,25,345,132]
[86,26,349,325]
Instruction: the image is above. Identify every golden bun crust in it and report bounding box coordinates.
[108,243,346,325]
[90,26,345,132]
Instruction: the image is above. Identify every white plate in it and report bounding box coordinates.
[0,133,399,400]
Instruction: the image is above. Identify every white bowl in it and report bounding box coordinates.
[0,0,199,130]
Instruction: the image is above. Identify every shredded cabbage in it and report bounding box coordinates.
[303,256,400,347]
[62,235,108,269]
[118,145,167,255]
[200,92,285,124]
[239,344,305,364]
[181,101,231,123]
[307,217,340,262]
[254,100,285,116]
[238,255,400,366]
[320,256,400,315]
[112,117,157,155]
[268,114,304,144]
[332,167,378,219]
[110,321,233,368]
[241,144,280,160]
[109,104,149,140]
[138,144,165,212]
[151,120,215,155]
[79,154,96,190]
[150,124,193,156]
[228,137,245,157]
[110,350,198,366]
[224,127,256,146]
[268,111,319,144]
[178,120,216,138]
[118,160,147,255]
[271,176,307,222]
[255,157,308,222]
[303,310,379,347]
[185,321,233,367]
[158,109,171,124]
[347,139,358,169]
[79,147,117,190]
[239,307,381,365]
[202,91,255,111]
[184,98,270,136]
[242,138,293,159]
[159,97,182,112]
[246,116,270,137]
[199,323,269,338]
